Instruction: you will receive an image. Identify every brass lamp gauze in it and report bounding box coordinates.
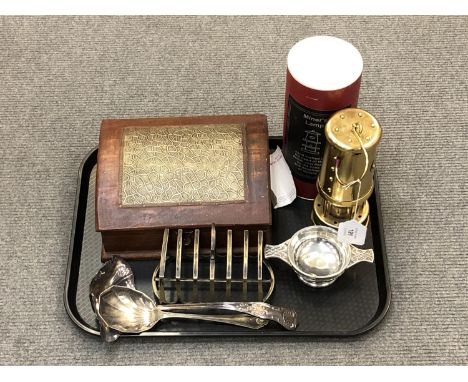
[313,108,381,228]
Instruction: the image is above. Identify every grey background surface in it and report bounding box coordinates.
[0,16,467,365]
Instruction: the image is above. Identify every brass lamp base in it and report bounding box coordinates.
[312,194,369,229]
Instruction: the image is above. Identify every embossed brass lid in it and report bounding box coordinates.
[325,108,381,151]
[121,124,245,206]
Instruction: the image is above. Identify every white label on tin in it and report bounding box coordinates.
[337,220,367,246]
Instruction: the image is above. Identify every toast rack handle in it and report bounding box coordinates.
[264,242,291,266]
[348,246,374,268]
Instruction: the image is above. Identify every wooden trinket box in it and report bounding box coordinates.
[96,114,271,261]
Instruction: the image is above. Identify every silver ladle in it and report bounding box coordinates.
[89,257,136,342]
[97,286,297,333]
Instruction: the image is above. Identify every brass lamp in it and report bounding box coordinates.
[313,108,382,228]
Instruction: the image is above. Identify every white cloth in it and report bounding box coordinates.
[269,146,297,209]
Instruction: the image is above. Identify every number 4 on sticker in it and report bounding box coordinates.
[337,220,367,246]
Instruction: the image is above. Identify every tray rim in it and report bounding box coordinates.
[64,137,391,338]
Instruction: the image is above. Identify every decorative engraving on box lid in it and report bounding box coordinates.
[121,124,245,206]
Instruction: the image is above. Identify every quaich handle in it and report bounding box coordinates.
[264,241,291,266]
[348,246,374,268]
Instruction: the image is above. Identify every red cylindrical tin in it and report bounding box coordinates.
[282,36,363,199]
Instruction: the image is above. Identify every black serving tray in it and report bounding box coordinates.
[64,137,391,338]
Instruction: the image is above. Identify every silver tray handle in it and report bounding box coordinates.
[348,246,374,268]
[264,241,291,266]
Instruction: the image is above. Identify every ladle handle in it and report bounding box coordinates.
[348,246,374,268]
[264,241,291,266]
[159,302,298,330]
[158,311,268,330]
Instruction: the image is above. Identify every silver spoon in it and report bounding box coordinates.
[97,286,269,333]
